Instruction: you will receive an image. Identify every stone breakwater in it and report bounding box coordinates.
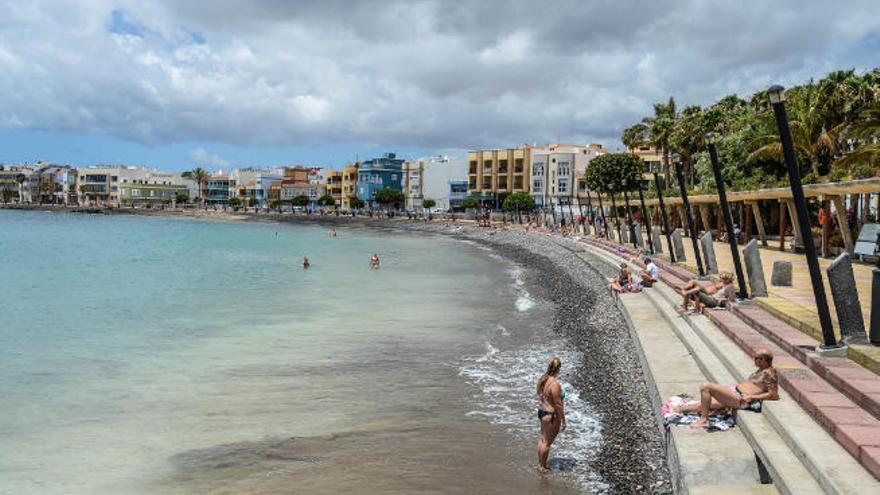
[9,206,672,494]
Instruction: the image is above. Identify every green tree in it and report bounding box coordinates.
[374,188,405,209]
[317,193,336,207]
[461,197,478,209]
[189,167,209,204]
[291,195,310,207]
[838,103,880,169]
[501,192,535,211]
[584,153,644,195]
[348,196,365,209]
[422,199,437,210]
[227,197,242,207]
[175,191,188,204]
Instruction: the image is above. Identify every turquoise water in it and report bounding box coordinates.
[0,210,595,494]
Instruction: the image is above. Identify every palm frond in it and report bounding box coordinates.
[747,143,783,163]
[836,144,880,168]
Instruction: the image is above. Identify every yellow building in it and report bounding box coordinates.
[326,169,343,207]
[629,145,664,182]
[467,145,535,208]
[340,162,359,210]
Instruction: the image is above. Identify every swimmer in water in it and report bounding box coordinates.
[369,253,380,269]
[302,256,310,269]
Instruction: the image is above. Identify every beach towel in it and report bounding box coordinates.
[662,395,737,432]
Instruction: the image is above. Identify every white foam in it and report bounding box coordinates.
[515,294,535,312]
[459,341,608,492]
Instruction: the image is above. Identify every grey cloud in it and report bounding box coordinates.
[0,0,878,153]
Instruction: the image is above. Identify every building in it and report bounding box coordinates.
[326,169,343,207]
[118,169,189,206]
[358,153,404,205]
[232,168,283,207]
[402,160,424,210]
[629,145,664,180]
[467,145,536,209]
[78,166,124,205]
[421,155,467,211]
[530,144,606,208]
[280,182,326,210]
[448,180,468,211]
[0,164,34,203]
[206,171,234,204]
[268,166,311,205]
[35,165,78,205]
[340,163,359,210]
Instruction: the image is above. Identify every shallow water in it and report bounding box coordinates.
[0,210,601,494]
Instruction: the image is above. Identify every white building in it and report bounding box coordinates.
[530,144,606,208]
[418,155,467,211]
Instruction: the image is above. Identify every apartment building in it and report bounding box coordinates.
[326,169,343,207]
[466,145,535,208]
[530,144,606,208]
[358,153,403,205]
[78,166,124,205]
[118,169,189,206]
[0,164,34,203]
[402,160,424,210]
[448,180,468,211]
[232,168,283,207]
[29,165,78,205]
[340,163,359,210]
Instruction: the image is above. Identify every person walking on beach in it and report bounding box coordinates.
[537,357,565,474]
[302,256,310,269]
[369,253,380,269]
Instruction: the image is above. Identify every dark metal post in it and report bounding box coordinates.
[596,193,609,240]
[707,136,749,299]
[675,162,705,276]
[769,85,838,349]
[610,194,622,243]
[623,187,638,248]
[871,232,880,344]
[637,181,655,254]
[653,174,676,262]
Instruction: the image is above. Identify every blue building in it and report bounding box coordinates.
[357,152,404,205]
[448,179,468,211]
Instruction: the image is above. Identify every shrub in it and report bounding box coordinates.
[851,163,876,180]
[461,197,478,209]
[422,199,437,209]
[828,169,847,182]
[801,172,818,185]
[502,192,535,211]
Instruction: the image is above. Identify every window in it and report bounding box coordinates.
[532,164,544,177]
[558,161,570,176]
[132,189,140,197]
[391,174,397,180]
[558,179,569,194]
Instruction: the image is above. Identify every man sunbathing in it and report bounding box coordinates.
[673,349,779,428]
[677,272,735,314]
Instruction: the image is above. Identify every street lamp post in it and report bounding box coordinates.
[653,173,676,262]
[637,179,655,255]
[675,161,706,276]
[768,85,839,349]
[596,191,610,240]
[706,132,749,299]
[622,180,638,248]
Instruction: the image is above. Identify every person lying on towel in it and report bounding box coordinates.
[672,349,779,428]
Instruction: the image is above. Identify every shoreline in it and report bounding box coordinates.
[3,205,671,493]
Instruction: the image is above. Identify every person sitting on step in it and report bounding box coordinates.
[673,349,779,428]
[638,257,659,287]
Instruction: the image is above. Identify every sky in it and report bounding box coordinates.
[1,1,879,172]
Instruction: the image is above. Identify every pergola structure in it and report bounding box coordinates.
[591,178,880,255]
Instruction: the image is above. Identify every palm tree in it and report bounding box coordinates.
[838,103,880,168]
[621,123,648,151]
[189,167,209,205]
[748,82,843,175]
[644,97,677,181]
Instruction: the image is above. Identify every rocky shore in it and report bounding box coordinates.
[5,205,672,494]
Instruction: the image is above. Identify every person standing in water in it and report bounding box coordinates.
[302,256,310,269]
[369,253,380,269]
[536,357,565,473]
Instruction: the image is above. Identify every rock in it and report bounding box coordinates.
[633,224,645,248]
[770,261,792,287]
[826,253,867,344]
[743,239,768,297]
[700,231,718,274]
[651,226,663,254]
[672,228,686,262]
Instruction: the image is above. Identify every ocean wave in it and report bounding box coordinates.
[459,341,608,492]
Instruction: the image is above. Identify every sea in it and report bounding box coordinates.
[0,209,605,494]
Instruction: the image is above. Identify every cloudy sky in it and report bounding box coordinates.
[1,1,879,171]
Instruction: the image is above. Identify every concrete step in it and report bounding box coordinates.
[730,304,880,423]
[579,244,824,494]
[578,241,880,493]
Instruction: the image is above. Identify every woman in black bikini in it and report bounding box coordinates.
[536,357,566,473]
